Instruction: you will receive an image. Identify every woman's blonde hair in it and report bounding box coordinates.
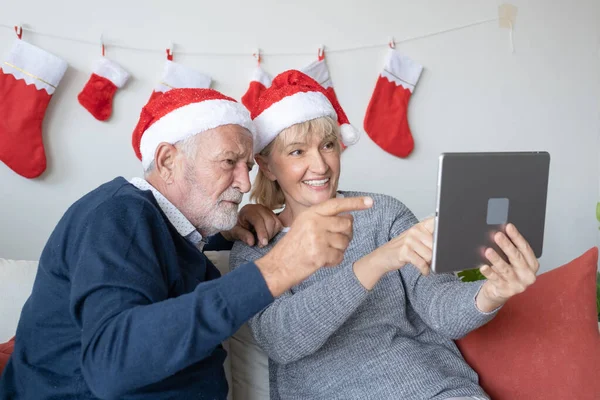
[251,116,341,210]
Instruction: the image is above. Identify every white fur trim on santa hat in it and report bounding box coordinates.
[381,49,422,93]
[340,124,360,146]
[253,91,337,154]
[140,99,256,170]
[1,39,67,95]
[154,60,212,93]
[302,59,332,89]
[92,57,130,88]
[250,65,271,87]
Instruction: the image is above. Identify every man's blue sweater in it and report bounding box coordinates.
[0,177,273,399]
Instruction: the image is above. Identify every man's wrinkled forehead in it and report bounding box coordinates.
[201,125,254,158]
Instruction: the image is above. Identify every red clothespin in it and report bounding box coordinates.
[14,25,23,40]
[317,45,325,61]
[253,48,261,66]
[389,37,396,49]
[100,34,105,57]
[166,41,174,61]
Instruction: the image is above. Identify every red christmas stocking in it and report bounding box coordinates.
[78,57,129,121]
[302,57,338,103]
[0,39,68,178]
[364,48,422,158]
[241,65,271,111]
[148,60,211,103]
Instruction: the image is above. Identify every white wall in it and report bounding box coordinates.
[0,0,598,272]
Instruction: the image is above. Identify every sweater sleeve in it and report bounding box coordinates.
[69,199,273,399]
[390,203,499,339]
[229,242,369,365]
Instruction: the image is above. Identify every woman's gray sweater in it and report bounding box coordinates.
[230,191,495,400]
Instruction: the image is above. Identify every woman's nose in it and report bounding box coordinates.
[309,151,328,174]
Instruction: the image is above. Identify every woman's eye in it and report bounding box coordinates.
[323,141,335,150]
[289,149,303,156]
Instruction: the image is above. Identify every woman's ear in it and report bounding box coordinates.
[255,154,277,181]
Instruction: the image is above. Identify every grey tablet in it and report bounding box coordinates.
[431,151,550,274]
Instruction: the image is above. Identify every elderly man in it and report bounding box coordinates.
[0,89,372,399]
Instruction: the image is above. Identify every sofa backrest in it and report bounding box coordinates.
[0,258,38,342]
[204,251,270,400]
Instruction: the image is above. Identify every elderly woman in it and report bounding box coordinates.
[230,70,540,400]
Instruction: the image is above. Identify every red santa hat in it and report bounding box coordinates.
[251,70,360,154]
[132,88,255,170]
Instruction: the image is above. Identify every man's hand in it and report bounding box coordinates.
[255,196,373,297]
[221,204,283,247]
[476,223,540,313]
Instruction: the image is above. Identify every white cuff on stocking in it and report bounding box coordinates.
[250,65,271,88]
[92,58,130,88]
[381,49,423,92]
[155,60,212,93]
[1,39,68,95]
[302,59,333,89]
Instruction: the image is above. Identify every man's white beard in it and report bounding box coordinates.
[193,187,243,237]
[204,201,239,233]
[181,159,243,236]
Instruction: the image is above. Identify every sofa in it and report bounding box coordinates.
[1,249,599,400]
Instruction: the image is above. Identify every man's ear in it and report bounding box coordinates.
[255,154,277,181]
[154,142,179,184]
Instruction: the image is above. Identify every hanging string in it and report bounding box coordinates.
[0,17,499,57]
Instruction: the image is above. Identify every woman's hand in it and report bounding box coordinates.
[353,217,435,290]
[476,223,540,313]
[375,217,435,275]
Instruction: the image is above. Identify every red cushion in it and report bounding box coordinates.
[456,247,600,400]
[0,336,15,375]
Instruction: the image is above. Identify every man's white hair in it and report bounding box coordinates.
[143,135,200,176]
